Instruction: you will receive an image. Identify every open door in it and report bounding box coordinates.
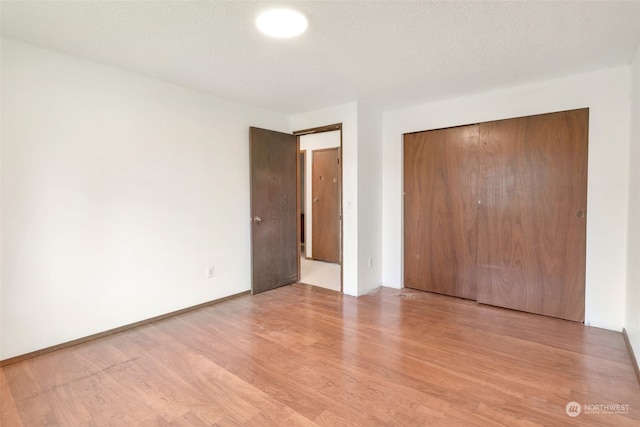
[250,127,298,294]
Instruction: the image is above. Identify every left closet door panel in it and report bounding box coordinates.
[403,125,479,300]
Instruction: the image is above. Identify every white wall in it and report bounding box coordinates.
[626,42,640,360]
[382,66,631,331]
[299,131,341,259]
[0,38,290,360]
[0,54,3,359]
[290,104,359,296]
[357,104,383,295]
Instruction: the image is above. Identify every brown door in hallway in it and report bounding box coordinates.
[312,148,341,263]
[403,124,479,300]
[476,109,588,322]
[249,127,298,294]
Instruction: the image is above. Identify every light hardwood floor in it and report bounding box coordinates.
[2,284,639,426]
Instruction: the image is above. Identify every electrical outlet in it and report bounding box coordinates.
[368,257,373,268]
[207,266,215,278]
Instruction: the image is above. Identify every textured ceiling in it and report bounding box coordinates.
[2,1,639,114]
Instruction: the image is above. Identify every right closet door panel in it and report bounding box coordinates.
[476,109,588,322]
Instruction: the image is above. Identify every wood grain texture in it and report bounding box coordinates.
[404,125,479,299]
[2,285,638,426]
[312,148,341,263]
[477,109,588,322]
[250,127,298,294]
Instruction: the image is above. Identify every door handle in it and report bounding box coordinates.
[313,197,319,202]
[253,216,262,223]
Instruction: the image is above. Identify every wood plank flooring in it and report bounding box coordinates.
[2,284,639,426]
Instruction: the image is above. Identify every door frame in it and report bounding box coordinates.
[299,150,306,258]
[294,123,343,292]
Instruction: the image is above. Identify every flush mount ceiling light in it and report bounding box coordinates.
[256,8,308,38]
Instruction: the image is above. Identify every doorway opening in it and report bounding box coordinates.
[296,124,342,292]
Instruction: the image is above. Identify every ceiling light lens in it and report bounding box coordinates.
[257,9,307,38]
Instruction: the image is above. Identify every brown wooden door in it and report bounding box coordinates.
[477,109,588,322]
[250,127,298,294]
[403,125,479,300]
[312,148,341,263]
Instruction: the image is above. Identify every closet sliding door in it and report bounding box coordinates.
[404,124,479,300]
[477,109,588,322]
[403,108,588,322]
